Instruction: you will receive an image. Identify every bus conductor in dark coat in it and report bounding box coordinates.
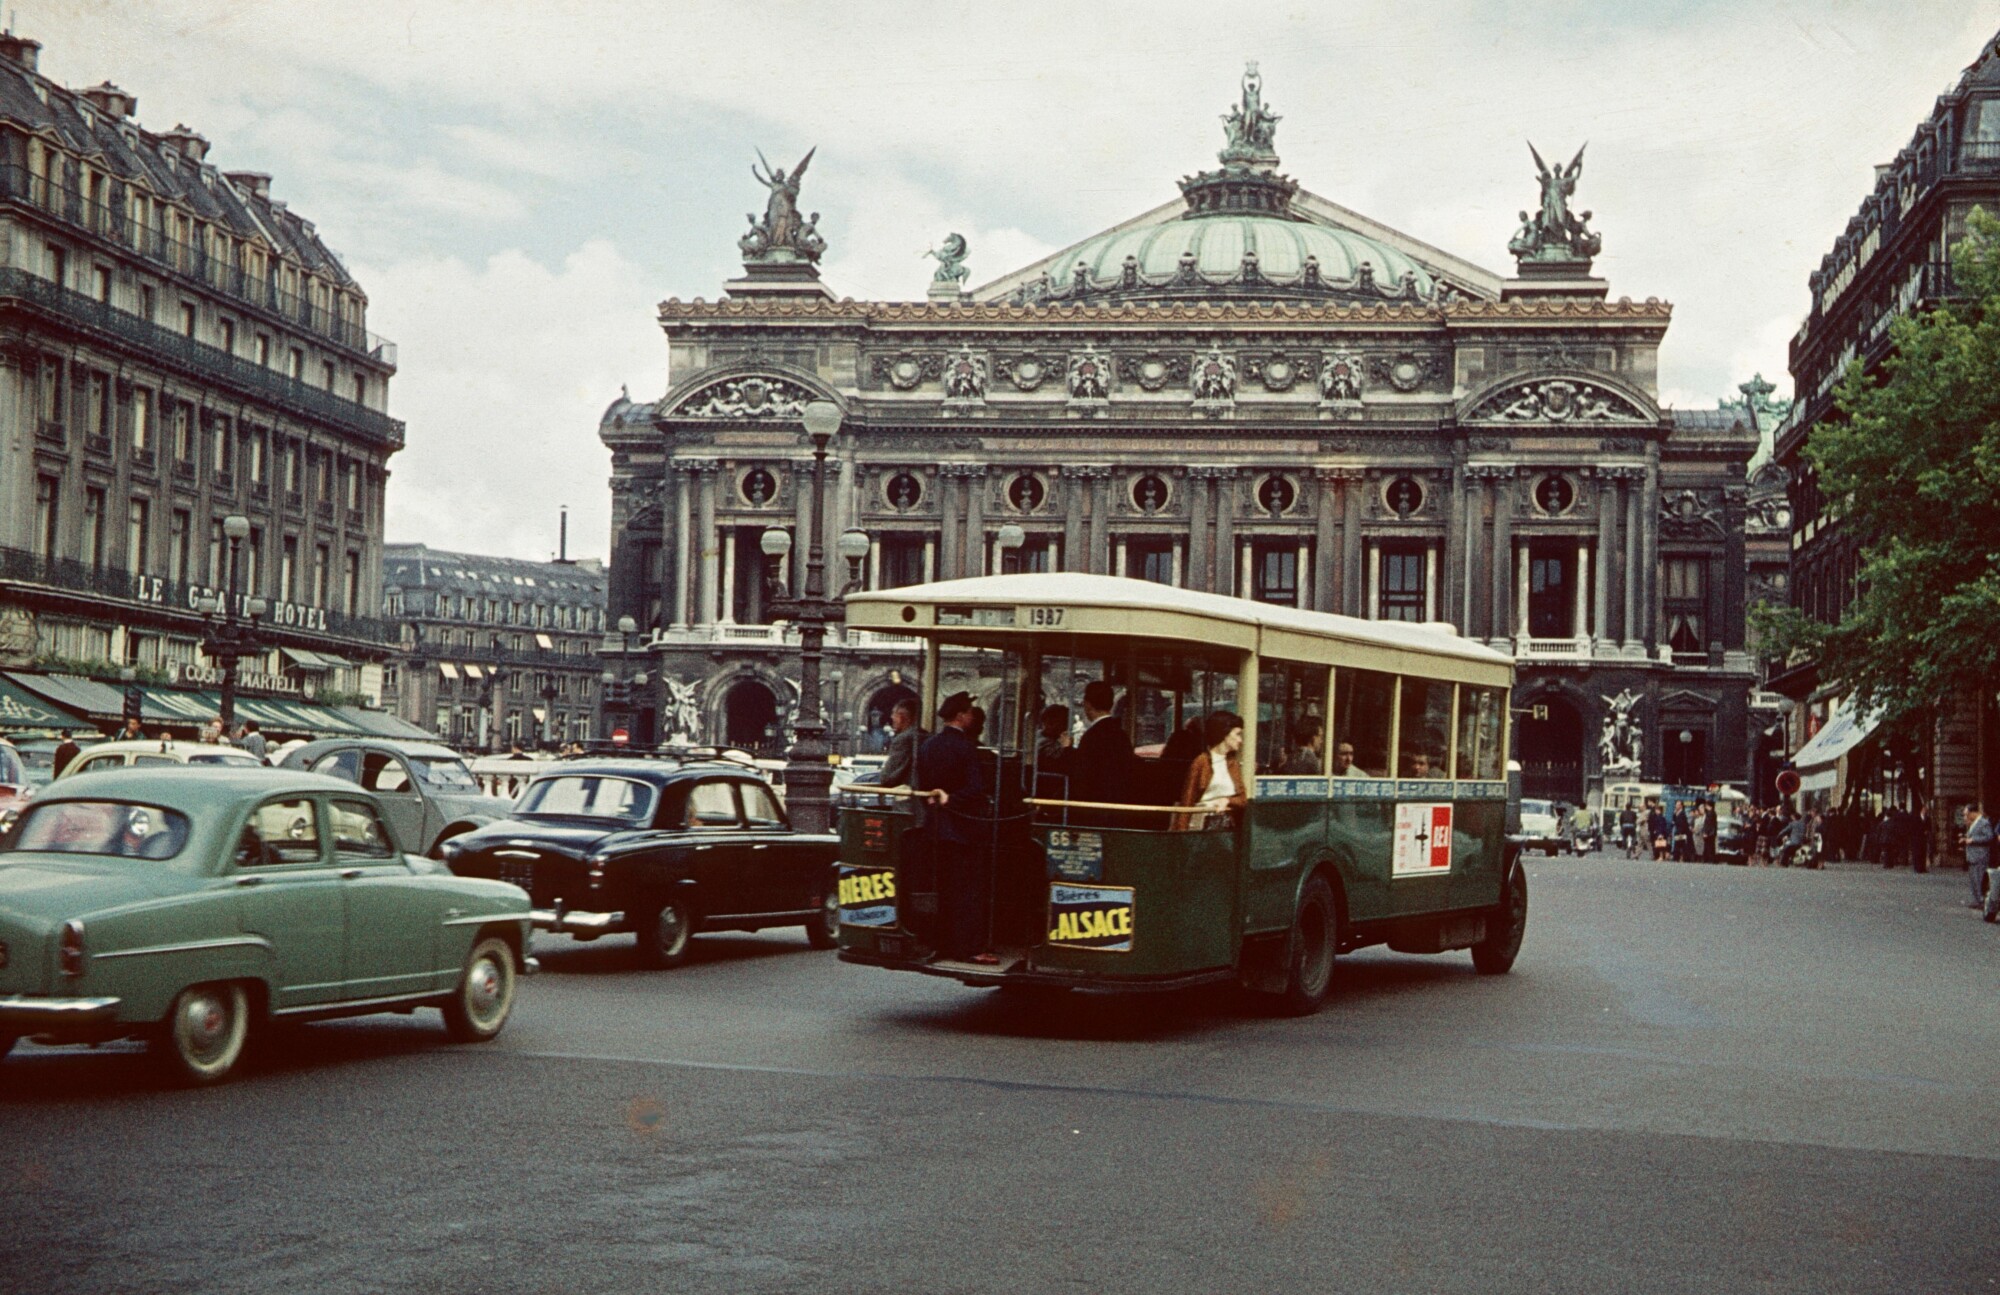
[915,691,994,962]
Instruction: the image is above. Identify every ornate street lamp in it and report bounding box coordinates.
[758,399,862,834]
[195,513,268,732]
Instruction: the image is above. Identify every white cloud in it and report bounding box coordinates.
[363,239,667,560]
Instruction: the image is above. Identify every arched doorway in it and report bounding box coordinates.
[722,679,781,756]
[1518,694,1585,805]
[858,683,917,754]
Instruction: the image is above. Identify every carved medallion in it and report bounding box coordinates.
[1117,352,1189,391]
[1132,474,1171,513]
[1368,352,1441,393]
[1000,355,1051,391]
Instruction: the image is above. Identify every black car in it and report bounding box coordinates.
[442,757,841,967]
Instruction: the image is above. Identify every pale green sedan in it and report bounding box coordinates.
[0,767,536,1085]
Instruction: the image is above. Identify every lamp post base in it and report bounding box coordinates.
[784,751,836,836]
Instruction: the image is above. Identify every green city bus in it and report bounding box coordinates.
[833,573,1525,1013]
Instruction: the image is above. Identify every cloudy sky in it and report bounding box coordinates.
[28,1,2000,559]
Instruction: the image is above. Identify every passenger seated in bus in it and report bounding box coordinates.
[1174,711,1248,831]
[1331,739,1369,778]
[1405,751,1440,778]
[1278,717,1325,775]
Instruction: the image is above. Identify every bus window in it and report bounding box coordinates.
[1333,667,1395,778]
[1397,677,1454,779]
[1258,659,1328,774]
[1455,685,1506,780]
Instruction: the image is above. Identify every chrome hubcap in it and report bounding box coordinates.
[467,957,505,1022]
[657,907,686,954]
[179,991,233,1063]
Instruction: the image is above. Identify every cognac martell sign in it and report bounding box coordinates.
[131,575,331,632]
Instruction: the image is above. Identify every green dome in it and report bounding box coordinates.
[1032,211,1435,305]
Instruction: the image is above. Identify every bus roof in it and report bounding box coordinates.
[846,573,1513,681]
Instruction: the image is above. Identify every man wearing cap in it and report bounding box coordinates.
[915,691,994,962]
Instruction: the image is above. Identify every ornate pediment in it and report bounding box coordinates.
[1466,377,1649,424]
[668,374,817,421]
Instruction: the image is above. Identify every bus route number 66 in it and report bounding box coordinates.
[1028,607,1064,627]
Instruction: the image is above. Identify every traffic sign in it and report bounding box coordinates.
[1774,768,1801,796]
[611,728,629,746]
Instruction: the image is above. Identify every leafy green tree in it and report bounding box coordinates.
[1756,208,2000,736]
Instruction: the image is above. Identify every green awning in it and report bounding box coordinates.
[138,686,221,727]
[0,674,96,733]
[6,672,128,721]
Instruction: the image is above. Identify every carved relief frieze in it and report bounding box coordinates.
[669,374,817,420]
[1659,487,1725,539]
[1468,378,1647,423]
[1067,349,1112,400]
[1319,351,1364,402]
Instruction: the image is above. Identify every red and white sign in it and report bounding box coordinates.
[1392,803,1454,877]
[611,728,630,746]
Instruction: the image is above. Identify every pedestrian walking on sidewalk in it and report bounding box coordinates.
[1959,803,1992,909]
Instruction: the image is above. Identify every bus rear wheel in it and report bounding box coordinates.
[1472,855,1528,975]
[1274,874,1338,1016]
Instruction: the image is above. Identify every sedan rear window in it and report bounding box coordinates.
[517,775,655,824]
[6,801,192,860]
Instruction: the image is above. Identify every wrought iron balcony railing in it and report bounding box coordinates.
[0,268,405,451]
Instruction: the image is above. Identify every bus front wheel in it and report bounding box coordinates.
[1274,874,1339,1016]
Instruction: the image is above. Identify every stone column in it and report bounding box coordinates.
[718,523,737,625]
[1366,542,1380,619]
[792,459,814,597]
[1187,471,1212,592]
[1575,540,1590,642]
[1593,470,1615,646]
[692,461,718,629]
[1622,474,1641,650]
[1311,469,1340,613]
[1641,459,1661,653]
[1089,470,1112,575]
[1425,545,1439,622]
[670,466,691,628]
[1341,472,1363,617]
[1446,467,1468,630]
[1214,470,1237,597]
[936,470,960,580]
[963,466,986,577]
[1489,469,1514,646]
[1515,543,1530,643]
[1062,467,1086,572]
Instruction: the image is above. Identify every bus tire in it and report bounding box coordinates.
[1472,854,1528,975]
[1274,874,1338,1016]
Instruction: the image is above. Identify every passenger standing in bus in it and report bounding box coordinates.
[1071,681,1138,818]
[1331,740,1368,778]
[916,692,994,962]
[875,698,924,788]
[1175,711,1248,831]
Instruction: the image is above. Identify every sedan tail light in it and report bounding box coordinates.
[58,919,86,977]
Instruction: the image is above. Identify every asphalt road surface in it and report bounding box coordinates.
[4,855,1997,1294]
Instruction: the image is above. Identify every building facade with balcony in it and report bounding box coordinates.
[1778,29,2000,814]
[380,543,606,751]
[599,70,1758,799]
[0,32,401,712]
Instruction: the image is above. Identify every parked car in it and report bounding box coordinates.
[1517,798,1564,855]
[60,738,264,779]
[279,739,512,857]
[0,740,32,828]
[0,767,535,1085]
[443,756,841,967]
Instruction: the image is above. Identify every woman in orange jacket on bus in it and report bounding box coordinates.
[1174,710,1249,831]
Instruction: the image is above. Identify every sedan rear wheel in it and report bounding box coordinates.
[805,885,840,950]
[635,900,694,969]
[442,936,517,1043]
[157,982,249,1086]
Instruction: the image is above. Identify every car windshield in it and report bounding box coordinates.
[517,775,656,823]
[187,751,262,767]
[5,800,192,860]
[409,756,480,791]
[1520,800,1555,818]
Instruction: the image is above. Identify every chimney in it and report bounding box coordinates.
[226,171,271,200]
[78,82,135,119]
[555,506,574,563]
[160,124,209,164]
[0,33,40,73]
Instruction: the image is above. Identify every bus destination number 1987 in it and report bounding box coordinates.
[1026,607,1065,627]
